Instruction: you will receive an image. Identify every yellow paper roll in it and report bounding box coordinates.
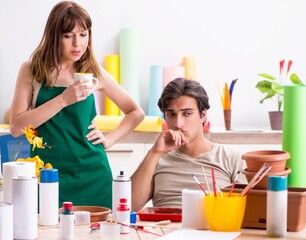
[183,56,196,80]
[104,55,120,116]
[94,115,162,132]
[0,124,9,129]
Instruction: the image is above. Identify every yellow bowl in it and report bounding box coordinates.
[205,192,246,232]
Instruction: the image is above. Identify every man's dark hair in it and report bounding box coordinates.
[158,78,210,115]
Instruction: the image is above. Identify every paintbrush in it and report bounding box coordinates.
[191,173,207,195]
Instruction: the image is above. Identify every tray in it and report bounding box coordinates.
[137,207,182,222]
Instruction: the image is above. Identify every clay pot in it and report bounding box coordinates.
[59,206,111,222]
[223,109,231,131]
[242,167,292,189]
[269,111,283,130]
[242,150,290,172]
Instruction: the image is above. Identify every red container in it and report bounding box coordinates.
[137,207,182,222]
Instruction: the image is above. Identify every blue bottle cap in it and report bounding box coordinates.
[130,211,137,224]
[40,169,58,183]
[268,176,287,191]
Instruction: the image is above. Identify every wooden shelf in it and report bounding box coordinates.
[103,130,282,145]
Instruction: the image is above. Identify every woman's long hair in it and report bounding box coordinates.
[30,1,102,86]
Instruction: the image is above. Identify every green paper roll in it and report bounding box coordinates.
[119,28,141,105]
[282,85,306,187]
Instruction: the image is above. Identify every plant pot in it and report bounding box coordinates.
[242,167,291,190]
[242,150,290,172]
[269,111,283,130]
[223,110,231,131]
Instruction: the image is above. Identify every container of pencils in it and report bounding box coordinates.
[205,192,246,232]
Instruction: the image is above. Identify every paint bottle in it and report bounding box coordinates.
[117,198,130,234]
[39,168,59,226]
[112,170,131,221]
[60,201,74,240]
[267,176,287,238]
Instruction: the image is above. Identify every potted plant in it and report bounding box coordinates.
[256,59,303,130]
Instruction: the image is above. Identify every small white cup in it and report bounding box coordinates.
[182,189,209,230]
[74,211,90,225]
[73,72,100,93]
[100,221,120,239]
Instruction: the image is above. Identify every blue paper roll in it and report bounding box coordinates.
[148,65,163,117]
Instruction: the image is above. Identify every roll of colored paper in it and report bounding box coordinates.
[282,85,306,187]
[104,55,120,116]
[148,65,163,117]
[94,115,162,132]
[163,66,185,87]
[119,28,141,105]
[94,91,103,115]
[183,56,196,80]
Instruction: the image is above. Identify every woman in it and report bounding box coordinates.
[10,1,144,208]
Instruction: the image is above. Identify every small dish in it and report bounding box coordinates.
[137,207,182,222]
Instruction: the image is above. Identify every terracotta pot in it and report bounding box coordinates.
[59,206,111,222]
[269,111,283,130]
[242,167,291,189]
[242,150,290,172]
[223,110,231,131]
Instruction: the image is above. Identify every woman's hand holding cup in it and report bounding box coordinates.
[73,72,100,97]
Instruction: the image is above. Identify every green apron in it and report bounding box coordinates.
[32,84,112,208]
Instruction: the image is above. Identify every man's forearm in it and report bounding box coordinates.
[131,148,163,211]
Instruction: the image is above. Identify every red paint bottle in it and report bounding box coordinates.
[117,198,130,234]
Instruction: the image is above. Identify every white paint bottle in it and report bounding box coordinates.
[60,202,74,240]
[267,176,287,238]
[117,198,130,234]
[39,168,59,226]
[112,171,131,221]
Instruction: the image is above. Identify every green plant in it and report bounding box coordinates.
[256,60,304,111]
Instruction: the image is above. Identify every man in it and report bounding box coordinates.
[131,78,246,211]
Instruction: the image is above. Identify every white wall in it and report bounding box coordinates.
[1,0,306,129]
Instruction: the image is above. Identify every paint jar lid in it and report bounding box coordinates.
[62,202,73,210]
[113,170,130,182]
[268,176,287,191]
[130,211,137,224]
[40,168,58,183]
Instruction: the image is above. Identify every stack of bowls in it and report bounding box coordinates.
[241,150,291,189]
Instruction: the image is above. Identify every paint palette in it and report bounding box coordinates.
[137,207,182,222]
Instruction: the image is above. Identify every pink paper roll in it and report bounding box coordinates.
[163,66,185,87]
[94,91,104,115]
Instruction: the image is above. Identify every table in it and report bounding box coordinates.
[38,222,306,239]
